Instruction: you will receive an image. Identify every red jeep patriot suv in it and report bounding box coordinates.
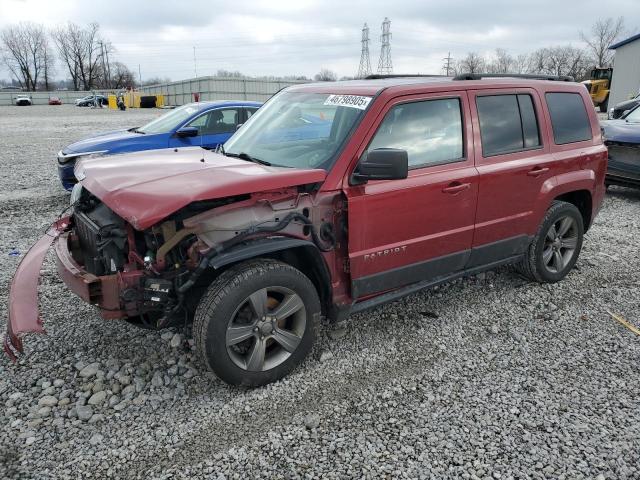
[6,74,607,386]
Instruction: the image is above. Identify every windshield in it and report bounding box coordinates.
[224,91,370,169]
[625,106,640,123]
[138,103,201,134]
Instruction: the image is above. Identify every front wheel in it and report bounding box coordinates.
[516,201,584,283]
[193,259,320,386]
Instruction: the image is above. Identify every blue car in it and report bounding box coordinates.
[601,104,640,189]
[57,100,262,190]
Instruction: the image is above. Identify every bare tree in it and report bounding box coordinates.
[314,68,337,81]
[457,52,486,74]
[513,53,530,74]
[487,48,514,74]
[110,61,136,89]
[41,37,55,90]
[526,46,591,80]
[52,22,104,91]
[1,23,48,90]
[580,17,625,67]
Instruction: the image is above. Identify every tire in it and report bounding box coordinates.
[599,95,609,113]
[193,259,321,387]
[516,201,584,283]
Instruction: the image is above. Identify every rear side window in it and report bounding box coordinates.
[545,93,592,144]
[476,94,541,156]
[367,98,464,169]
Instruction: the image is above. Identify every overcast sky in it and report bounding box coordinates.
[1,0,638,82]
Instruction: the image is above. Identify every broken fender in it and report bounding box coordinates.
[4,218,69,361]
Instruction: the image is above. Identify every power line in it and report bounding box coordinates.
[356,23,372,78]
[377,17,393,75]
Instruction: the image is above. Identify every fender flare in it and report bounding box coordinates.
[207,236,333,308]
[208,237,322,269]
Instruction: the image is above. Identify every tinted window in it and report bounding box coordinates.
[476,94,541,156]
[545,93,592,144]
[368,98,463,168]
[518,95,540,148]
[187,108,240,135]
[246,107,259,118]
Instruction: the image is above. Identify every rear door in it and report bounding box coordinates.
[345,91,478,299]
[468,89,557,265]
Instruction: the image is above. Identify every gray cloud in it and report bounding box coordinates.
[1,0,639,81]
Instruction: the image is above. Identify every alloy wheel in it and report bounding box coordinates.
[542,215,579,274]
[225,286,307,372]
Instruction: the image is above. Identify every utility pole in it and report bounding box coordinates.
[99,42,108,88]
[442,52,453,76]
[377,17,393,75]
[138,64,142,86]
[193,46,198,78]
[356,23,372,78]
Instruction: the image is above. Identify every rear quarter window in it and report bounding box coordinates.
[545,92,592,144]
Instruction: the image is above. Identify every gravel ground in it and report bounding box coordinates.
[1,105,640,479]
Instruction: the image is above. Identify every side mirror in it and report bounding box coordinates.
[176,126,199,138]
[352,148,408,184]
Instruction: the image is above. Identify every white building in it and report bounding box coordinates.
[609,33,640,108]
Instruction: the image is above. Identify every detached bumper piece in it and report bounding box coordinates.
[4,218,69,361]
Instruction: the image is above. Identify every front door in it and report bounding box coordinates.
[345,92,478,299]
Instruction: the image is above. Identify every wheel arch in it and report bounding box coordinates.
[204,238,333,315]
[552,189,593,232]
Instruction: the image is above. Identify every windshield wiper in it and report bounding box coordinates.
[129,127,145,134]
[225,151,272,166]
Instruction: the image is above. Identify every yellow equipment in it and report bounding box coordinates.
[581,67,613,113]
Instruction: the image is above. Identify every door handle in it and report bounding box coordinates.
[527,166,549,177]
[442,182,471,194]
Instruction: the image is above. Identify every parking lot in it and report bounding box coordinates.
[1,104,640,479]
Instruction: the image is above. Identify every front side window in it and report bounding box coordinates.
[367,98,464,169]
[476,94,541,156]
[545,92,592,144]
[187,108,240,135]
[224,92,369,169]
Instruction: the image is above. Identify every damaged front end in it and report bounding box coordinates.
[5,184,337,361]
[5,218,70,360]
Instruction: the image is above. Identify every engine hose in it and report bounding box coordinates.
[177,211,334,294]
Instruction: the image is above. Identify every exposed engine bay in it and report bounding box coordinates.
[69,187,337,329]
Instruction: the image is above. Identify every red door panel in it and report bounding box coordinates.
[470,88,559,247]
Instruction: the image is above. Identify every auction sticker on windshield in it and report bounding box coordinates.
[324,95,372,110]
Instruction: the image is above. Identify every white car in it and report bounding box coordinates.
[15,95,32,106]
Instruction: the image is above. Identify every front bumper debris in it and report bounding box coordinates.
[4,218,70,361]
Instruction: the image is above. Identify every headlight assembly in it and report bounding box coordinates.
[70,183,83,206]
[57,150,108,165]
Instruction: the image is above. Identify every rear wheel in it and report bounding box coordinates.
[516,201,584,283]
[193,259,320,386]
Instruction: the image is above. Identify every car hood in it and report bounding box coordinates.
[601,120,640,144]
[76,147,327,230]
[63,129,156,155]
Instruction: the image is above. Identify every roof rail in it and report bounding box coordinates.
[364,74,448,79]
[453,73,574,82]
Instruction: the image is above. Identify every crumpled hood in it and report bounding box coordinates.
[601,120,640,144]
[62,129,162,155]
[76,147,326,230]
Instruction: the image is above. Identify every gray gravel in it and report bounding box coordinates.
[1,105,640,479]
